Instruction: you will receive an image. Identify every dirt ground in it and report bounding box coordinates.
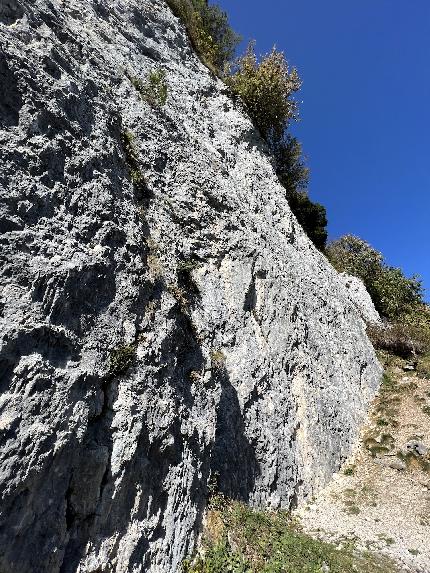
[297,355,430,573]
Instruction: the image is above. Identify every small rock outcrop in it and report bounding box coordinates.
[339,273,381,324]
[0,1,381,571]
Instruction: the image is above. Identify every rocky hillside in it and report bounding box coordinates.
[0,1,381,571]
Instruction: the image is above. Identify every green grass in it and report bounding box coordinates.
[183,498,399,573]
[417,353,430,379]
[343,465,356,476]
[363,433,395,458]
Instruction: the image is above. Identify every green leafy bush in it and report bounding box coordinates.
[273,135,328,250]
[227,43,301,143]
[272,135,309,195]
[325,235,383,284]
[371,267,423,320]
[166,0,240,75]
[285,189,328,250]
[326,235,423,319]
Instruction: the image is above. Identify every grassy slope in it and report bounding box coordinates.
[184,496,399,572]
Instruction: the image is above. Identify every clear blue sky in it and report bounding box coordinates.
[218,0,430,300]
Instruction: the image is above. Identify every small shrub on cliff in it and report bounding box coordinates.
[121,129,146,192]
[227,52,328,249]
[227,43,301,143]
[128,69,168,108]
[272,135,309,195]
[286,189,328,250]
[166,0,240,75]
[143,69,168,108]
[109,344,136,376]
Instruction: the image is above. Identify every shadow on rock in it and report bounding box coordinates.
[210,366,260,502]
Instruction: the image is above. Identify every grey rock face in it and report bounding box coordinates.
[403,441,428,457]
[339,273,381,324]
[0,1,381,571]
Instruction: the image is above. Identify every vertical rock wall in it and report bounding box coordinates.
[0,1,381,571]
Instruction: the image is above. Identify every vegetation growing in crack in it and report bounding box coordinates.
[182,496,399,573]
[167,259,202,313]
[109,344,136,376]
[210,349,225,370]
[127,69,168,108]
[120,129,147,200]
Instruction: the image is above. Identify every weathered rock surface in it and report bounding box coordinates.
[339,273,381,324]
[0,1,381,571]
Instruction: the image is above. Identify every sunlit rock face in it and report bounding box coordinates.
[339,273,382,324]
[0,1,381,571]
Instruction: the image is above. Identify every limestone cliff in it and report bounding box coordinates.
[0,1,381,571]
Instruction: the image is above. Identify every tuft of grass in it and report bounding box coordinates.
[377,534,395,547]
[183,498,399,572]
[127,69,168,108]
[345,505,361,515]
[364,433,394,458]
[167,283,189,310]
[120,129,148,197]
[210,349,226,369]
[109,344,136,376]
[189,370,202,383]
[343,466,356,476]
[145,69,168,108]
